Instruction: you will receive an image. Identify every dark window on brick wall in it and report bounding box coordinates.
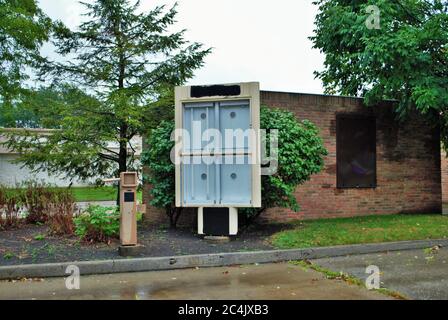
[337,115,376,188]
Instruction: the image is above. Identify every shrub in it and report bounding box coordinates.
[47,188,76,235]
[0,185,23,230]
[240,107,327,224]
[20,180,53,224]
[74,205,120,243]
[141,121,181,228]
[142,107,328,227]
[0,181,76,232]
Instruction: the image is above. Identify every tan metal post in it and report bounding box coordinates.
[119,172,138,246]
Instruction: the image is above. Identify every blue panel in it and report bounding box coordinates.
[182,156,216,205]
[183,102,215,152]
[219,101,250,152]
[220,155,252,205]
[181,100,252,206]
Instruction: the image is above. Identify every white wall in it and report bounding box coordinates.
[0,131,143,187]
[0,154,90,187]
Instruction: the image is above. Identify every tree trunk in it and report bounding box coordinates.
[116,181,120,207]
[116,124,128,206]
[173,208,183,229]
[167,207,183,229]
[241,207,266,232]
[115,17,126,208]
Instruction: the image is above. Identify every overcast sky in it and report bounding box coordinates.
[38,0,325,94]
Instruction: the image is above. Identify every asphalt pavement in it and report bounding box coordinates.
[312,246,448,300]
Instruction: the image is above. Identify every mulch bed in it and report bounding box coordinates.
[0,222,293,266]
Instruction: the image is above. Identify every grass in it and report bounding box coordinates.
[69,186,142,202]
[291,260,363,286]
[71,186,117,202]
[271,214,448,249]
[290,260,407,300]
[3,186,143,202]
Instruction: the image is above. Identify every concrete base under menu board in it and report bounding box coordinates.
[118,245,145,257]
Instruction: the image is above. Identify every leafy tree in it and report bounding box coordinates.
[0,0,52,127]
[4,0,210,183]
[142,107,327,228]
[3,84,115,182]
[0,85,73,129]
[142,120,179,227]
[140,86,178,227]
[0,99,41,128]
[311,0,448,140]
[16,85,74,129]
[145,85,175,133]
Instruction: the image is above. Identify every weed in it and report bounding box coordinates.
[3,252,15,260]
[74,205,120,243]
[34,234,46,241]
[290,260,407,299]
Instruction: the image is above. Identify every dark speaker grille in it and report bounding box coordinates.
[203,207,230,236]
[124,192,135,203]
[191,85,241,98]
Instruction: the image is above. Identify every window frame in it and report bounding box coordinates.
[336,113,377,189]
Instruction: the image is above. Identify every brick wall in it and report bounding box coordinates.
[261,91,442,222]
[143,91,442,224]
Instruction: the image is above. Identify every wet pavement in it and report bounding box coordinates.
[312,247,448,300]
[0,262,389,300]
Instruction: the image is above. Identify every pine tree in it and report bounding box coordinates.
[5,0,210,182]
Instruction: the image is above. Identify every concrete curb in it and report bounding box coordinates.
[1,239,447,280]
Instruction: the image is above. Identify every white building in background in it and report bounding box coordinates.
[0,128,142,187]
